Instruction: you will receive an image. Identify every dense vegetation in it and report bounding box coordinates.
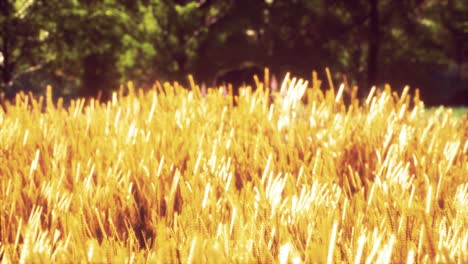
[0,74,466,263]
[1,0,467,105]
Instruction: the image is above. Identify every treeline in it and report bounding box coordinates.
[0,0,467,106]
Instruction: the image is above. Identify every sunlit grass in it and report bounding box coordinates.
[0,71,467,263]
[426,106,468,118]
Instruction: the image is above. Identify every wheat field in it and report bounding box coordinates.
[0,71,467,263]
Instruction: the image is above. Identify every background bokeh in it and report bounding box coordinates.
[0,0,467,106]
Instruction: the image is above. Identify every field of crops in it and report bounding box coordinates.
[0,72,467,263]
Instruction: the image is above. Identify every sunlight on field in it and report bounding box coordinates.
[426,106,468,119]
[0,72,467,263]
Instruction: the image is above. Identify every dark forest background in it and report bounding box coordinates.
[1,0,467,106]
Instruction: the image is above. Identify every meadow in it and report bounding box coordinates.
[0,71,467,263]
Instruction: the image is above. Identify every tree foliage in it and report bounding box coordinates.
[0,0,466,105]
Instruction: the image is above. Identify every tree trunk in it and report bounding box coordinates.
[80,53,117,101]
[367,0,380,89]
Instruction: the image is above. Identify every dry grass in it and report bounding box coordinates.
[0,71,467,263]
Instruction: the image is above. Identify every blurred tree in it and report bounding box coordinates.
[374,0,467,104]
[193,0,269,82]
[440,0,468,82]
[94,0,224,89]
[47,0,133,99]
[1,0,466,105]
[368,0,380,88]
[439,0,468,105]
[118,0,210,84]
[0,0,57,96]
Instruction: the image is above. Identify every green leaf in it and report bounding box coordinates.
[141,43,156,57]
[143,7,159,34]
